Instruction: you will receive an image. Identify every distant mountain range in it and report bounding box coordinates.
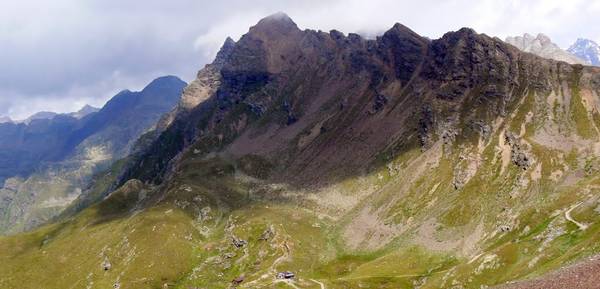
[568,38,600,66]
[0,75,185,233]
[21,111,60,123]
[1,104,99,126]
[506,33,600,67]
[17,105,100,124]
[505,33,587,64]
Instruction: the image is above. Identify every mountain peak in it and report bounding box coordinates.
[23,111,58,124]
[574,38,595,44]
[536,33,551,44]
[142,75,186,93]
[386,23,423,39]
[458,27,478,35]
[147,75,184,85]
[212,37,236,68]
[81,104,96,110]
[68,104,99,119]
[250,12,299,35]
[568,38,600,66]
[223,36,235,46]
[261,12,294,24]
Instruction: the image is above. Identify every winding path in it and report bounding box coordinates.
[565,202,588,231]
[309,279,326,289]
[274,279,300,289]
[338,267,454,281]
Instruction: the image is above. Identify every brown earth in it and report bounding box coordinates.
[496,254,600,289]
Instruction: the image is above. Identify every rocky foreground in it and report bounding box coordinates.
[499,254,600,289]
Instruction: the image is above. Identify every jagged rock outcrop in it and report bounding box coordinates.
[505,131,531,170]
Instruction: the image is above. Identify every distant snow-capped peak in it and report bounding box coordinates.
[568,38,600,66]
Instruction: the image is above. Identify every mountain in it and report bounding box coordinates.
[2,14,600,289]
[23,111,58,123]
[68,104,100,119]
[568,38,600,66]
[15,104,99,124]
[0,76,186,234]
[506,33,587,64]
[0,115,80,186]
[0,116,12,124]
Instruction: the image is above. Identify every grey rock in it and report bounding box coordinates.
[102,258,112,271]
[231,236,247,248]
[505,131,531,170]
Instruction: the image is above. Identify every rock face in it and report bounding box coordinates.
[130,21,594,187]
[0,76,186,234]
[505,131,531,170]
[568,38,600,66]
[506,33,587,64]
[3,13,600,289]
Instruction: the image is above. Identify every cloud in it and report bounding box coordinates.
[193,11,269,59]
[0,70,156,120]
[1,0,599,119]
[189,0,600,61]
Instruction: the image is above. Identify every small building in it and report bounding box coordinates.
[276,271,295,279]
[102,258,112,271]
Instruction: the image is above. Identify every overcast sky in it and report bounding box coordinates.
[1,0,599,120]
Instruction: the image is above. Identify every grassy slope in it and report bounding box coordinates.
[3,146,598,289]
[1,152,600,289]
[0,204,198,289]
